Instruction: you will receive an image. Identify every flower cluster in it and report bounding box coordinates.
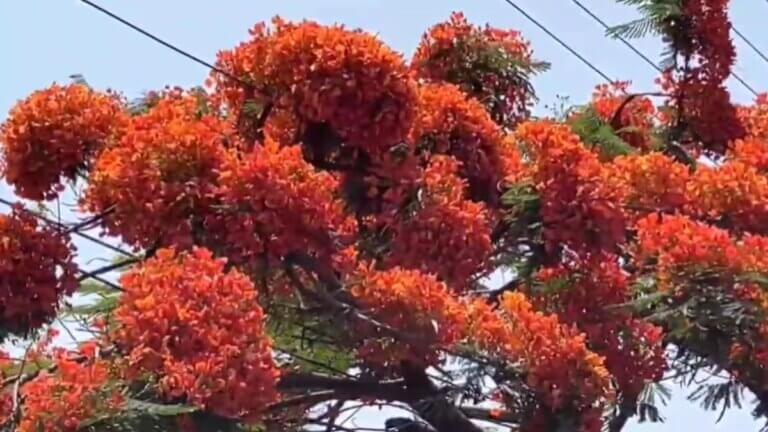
[606,152,690,216]
[411,12,536,128]
[686,161,768,234]
[634,214,737,283]
[530,253,666,398]
[410,83,521,204]
[737,93,768,140]
[0,83,127,200]
[516,121,626,254]
[658,0,744,154]
[215,140,357,268]
[0,208,77,335]
[18,355,123,432]
[728,138,768,172]
[213,18,417,160]
[468,292,613,413]
[633,213,768,295]
[385,156,493,288]
[589,81,657,150]
[82,92,231,249]
[349,264,468,368]
[114,248,279,420]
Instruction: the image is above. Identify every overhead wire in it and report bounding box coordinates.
[569,0,760,97]
[500,0,615,83]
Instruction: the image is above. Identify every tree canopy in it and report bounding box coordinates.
[1,1,768,431]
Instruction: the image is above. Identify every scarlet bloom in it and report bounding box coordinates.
[0,83,127,200]
[82,92,231,249]
[214,18,417,159]
[114,247,279,421]
[412,12,537,128]
[0,208,77,335]
[656,0,745,154]
[18,355,123,432]
[349,264,468,368]
[606,152,690,215]
[468,293,613,412]
[728,138,768,173]
[516,120,626,254]
[589,81,657,150]
[737,93,768,140]
[530,253,666,398]
[215,139,357,268]
[686,161,768,234]
[385,156,493,288]
[410,83,521,204]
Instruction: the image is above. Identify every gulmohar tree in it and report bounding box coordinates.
[1,2,768,431]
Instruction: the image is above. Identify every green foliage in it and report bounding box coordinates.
[569,107,634,161]
[688,381,745,423]
[267,303,352,374]
[637,382,671,424]
[607,0,682,39]
[501,182,540,225]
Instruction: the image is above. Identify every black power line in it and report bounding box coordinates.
[571,0,660,72]
[0,197,136,258]
[79,0,244,85]
[500,0,615,83]
[570,0,759,97]
[733,25,768,66]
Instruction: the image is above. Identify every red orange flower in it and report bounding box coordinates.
[349,264,468,368]
[606,152,690,215]
[18,355,123,432]
[686,161,768,234]
[516,120,626,254]
[114,247,279,421]
[410,83,520,204]
[530,253,666,398]
[468,292,613,411]
[412,12,536,128]
[0,84,127,200]
[214,18,417,159]
[385,156,493,289]
[737,94,768,140]
[728,138,768,172]
[215,139,356,268]
[0,208,76,335]
[82,92,231,249]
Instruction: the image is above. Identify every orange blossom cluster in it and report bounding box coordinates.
[114,248,279,421]
[737,94,768,140]
[385,156,493,289]
[18,354,123,432]
[0,208,77,335]
[530,253,666,398]
[516,120,626,254]
[82,92,231,249]
[216,139,357,268]
[349,264,468,368]
[728,138,768,173]
[605,152,690,216]
[660,0,744,154]
[0,83,127,200]
[686,161,768,235]
[213,17,417,159]
[410,83,521,204]
[634,214,768,294]
[468,292,613,419]
[411,12,536,128]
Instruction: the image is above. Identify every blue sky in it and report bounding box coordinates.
[1,1,767,430]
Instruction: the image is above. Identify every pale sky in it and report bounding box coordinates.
[1,1,767,430]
